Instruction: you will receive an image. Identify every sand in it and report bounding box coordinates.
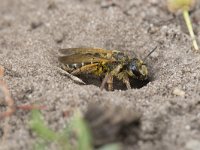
[0,0,200,150]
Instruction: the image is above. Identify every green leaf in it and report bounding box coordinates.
[33,141,46,150]
[30,110,58,141]
[70,111,92,150]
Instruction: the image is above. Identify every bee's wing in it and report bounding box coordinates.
[58,54,115,64]
[59,48,119,55]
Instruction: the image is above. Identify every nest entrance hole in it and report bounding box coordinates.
[77,74,151,91]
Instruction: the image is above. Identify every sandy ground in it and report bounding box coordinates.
[0,0,200,150]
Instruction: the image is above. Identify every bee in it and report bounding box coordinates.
[58,47,155,91]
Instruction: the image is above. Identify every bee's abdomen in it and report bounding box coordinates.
[68,63,83,68]
[66,62,96,72]
[66,62,86,70]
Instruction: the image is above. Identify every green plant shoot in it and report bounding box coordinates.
[30,110,121,150]
[167,0,199,51]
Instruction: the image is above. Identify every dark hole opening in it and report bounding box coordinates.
[77,74,151,91]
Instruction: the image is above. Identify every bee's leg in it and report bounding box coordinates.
[57,67,86,84]
[107,75,113,91]
[100,73,111,90]
[123,76,131,90]
[100,64,122,90]
[61,64,73,72]
[111,64,123,76]
[71,63,98,75]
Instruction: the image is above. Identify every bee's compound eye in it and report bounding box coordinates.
[129,62,141,77]
[129,63,137,71]
[129,61,145,78]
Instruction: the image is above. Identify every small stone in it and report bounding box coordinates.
[148,24,159,34]
[185,125,191,130]
[0,65,4,77]
[172,87,185,97]
[185,140,200,150]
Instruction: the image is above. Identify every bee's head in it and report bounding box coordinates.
[128,58,148,80]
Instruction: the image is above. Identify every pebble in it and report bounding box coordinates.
[185,140,200,150]
[0,65,4,77]
[172,87,185,97]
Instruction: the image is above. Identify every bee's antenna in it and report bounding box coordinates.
[143,46,157,60]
